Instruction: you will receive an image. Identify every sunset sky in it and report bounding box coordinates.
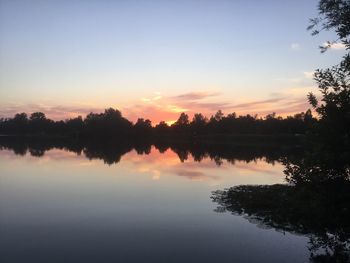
[0,0,346,124]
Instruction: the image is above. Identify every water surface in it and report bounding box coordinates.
[1,142,311,263]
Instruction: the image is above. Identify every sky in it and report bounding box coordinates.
[0,0,347,124]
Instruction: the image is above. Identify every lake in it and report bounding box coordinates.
[0,139,346,262]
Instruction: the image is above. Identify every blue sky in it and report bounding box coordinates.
[0,0,346,123]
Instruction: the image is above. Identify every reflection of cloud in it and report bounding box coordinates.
[173,169,219,181]
[123,147,220,182]
[0,148,86,164]
[122,147,284,184]
[0,146,285,186]
[235,161,281,175]
[179,160,225,170]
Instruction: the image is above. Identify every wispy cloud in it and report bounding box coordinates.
[274,71,315,85]
[290,43,301,51]
[141,93,162,103]
[303,71,314,79]
[171,92,221,101]
[230,97,287,110]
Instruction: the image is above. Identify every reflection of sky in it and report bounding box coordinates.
[0,146,285,186]
[0,0,347,123]
[0,148,308,262]
[123,147,285,186]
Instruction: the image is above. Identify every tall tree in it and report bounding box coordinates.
[307,0,350,143]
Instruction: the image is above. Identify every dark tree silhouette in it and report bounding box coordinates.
[84,108,132,138]
[307,0,350,146]
[190,113,207,135]
[134,118,152,136]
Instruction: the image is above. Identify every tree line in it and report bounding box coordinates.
[0,108,317,138]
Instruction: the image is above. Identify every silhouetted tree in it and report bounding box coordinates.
[172,112,190,135]
[134,118,152,136]
[307,0,350,146]
[190,113,207,135]
[28,112,53,134]
[65,116,84,137]
[84,108,132,138]
[154,121,170,136]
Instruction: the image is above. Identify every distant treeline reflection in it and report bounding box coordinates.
[0,137,304,165]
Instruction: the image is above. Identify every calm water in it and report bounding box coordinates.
[0,143,311,263]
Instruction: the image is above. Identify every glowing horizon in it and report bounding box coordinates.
[0,88,313,125]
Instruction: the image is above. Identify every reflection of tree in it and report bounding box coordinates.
[283,145,350,184]
[134,142,152,155]
[0,137,306,166]
[155,141,304,166]
[212,147,350,262]
[83,142,133,165]
[212,182,350,262]
[0,137,84,158]
[29,148,45,157]
[0,137,131,165]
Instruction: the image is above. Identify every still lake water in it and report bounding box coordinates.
[0,144,310,263]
